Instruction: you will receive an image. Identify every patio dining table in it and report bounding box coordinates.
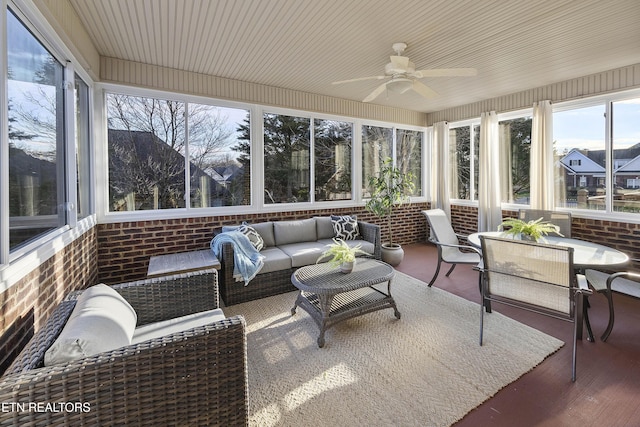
[467,231,630,270]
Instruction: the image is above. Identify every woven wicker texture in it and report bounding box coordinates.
[224,271,563,427]
[219,220,381,306]
[0,270,249,427]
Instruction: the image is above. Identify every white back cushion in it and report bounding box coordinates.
[44,284,138,366]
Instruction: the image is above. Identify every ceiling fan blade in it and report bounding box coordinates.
[363,82,389,102]
[412,81,439,99]
[332,75,388,85]
[413,68,478,78]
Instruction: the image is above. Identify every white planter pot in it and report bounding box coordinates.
[381,243,404,266]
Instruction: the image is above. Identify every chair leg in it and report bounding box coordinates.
[479,291,485,346]
[571,312,578,382]
[445,264,457,277]
[478,271,491,313]
[582,297,595,343]
[601,290,615,342]
[428,257,443,287]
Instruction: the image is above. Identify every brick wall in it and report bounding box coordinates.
[0,228,98,375]
[96,203,430,285]
[6,204,637,376]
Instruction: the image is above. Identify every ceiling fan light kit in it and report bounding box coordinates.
[332,42,477,102]
[386,78,413,94]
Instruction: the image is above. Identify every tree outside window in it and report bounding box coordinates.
[262,113,310,204]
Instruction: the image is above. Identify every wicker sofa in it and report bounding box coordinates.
[0,270,248,427]
[219,216,381,306]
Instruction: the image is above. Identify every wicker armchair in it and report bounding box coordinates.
[0,270,248,427]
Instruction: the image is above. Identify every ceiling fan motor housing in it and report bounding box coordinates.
[385,58,415,76]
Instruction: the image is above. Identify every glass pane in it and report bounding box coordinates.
[553,105,606,209]
[189,105,250,207]
[314,119,352,201]
[499,117,532,204]
[107,94,186,211]
[396,129,422,196]
[75,75,91,219]
[612,98,640,213]
[7,10,65,250]
[362,125,393,197]
[263,113,310,204]
[449,126,470,200]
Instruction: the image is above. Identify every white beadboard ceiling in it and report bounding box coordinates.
[68,0,640,113]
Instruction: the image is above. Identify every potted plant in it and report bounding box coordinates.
[317,238,368,273]
[498,217,563,242]
[365,158,415,266]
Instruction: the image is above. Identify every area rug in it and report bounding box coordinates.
[224,271,563,427]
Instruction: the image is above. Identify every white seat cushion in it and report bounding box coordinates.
[44,284,138,366]
[131,308,226,344]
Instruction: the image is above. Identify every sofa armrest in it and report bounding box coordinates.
[358,220,382,260]
[0,315,248,426]
[112,269,219,326]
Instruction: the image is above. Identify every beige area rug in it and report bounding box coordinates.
[224,271,563,427]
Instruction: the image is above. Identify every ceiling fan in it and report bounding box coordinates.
[332,42,477,102]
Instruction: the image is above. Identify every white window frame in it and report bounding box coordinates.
[0,0,96,291]
[97,85,428,222]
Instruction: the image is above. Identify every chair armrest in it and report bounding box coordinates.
[358,220,382,259]
[0,315,247,426]
[429,237,481,254]
[576,274,593,295]
[112,269,219,326]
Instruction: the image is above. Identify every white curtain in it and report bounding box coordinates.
[432,121,451,217]
[530,100,554,209]
[478,111,502,232]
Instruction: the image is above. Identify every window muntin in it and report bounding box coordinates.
[449,124,479,200]
[7,9,66,250]
[396,128,423,196]
[189,104,250,208]
[263,113,310,204]
[499,117,532,204]
[75,75,91,219]
[314,119,352,202]
[553,104,606,210]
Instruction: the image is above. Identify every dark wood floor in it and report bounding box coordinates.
[396,243,640,427]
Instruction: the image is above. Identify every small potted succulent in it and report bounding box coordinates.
[317,238,368,273]
[498,217,563,242]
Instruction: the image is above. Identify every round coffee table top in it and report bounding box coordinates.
[291,258,394,294]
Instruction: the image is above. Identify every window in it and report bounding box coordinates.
[612,97,640,213]
[553,104,606,210]
[449,124,479,200]
[314,119,352,201]
[106,93,249,211]
[189,104,250,208]
[499,116,532,204]
[362,125,393,197]
[396,128,423,196]
[7,9,66,250]
[262,113,310,204]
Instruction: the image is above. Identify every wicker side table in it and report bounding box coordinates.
[291,258,400,347]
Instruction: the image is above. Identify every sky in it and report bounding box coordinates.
[554,98,640,152]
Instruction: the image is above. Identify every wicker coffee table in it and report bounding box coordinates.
[291,258,400,347]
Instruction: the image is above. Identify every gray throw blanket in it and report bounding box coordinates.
[211,231,265,285]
